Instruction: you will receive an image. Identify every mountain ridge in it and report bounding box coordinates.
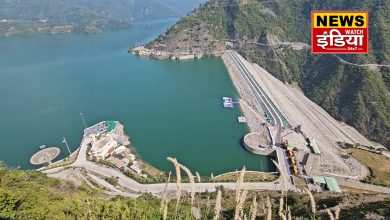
[147,0,390,148]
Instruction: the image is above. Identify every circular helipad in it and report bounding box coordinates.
[30,147,60,165]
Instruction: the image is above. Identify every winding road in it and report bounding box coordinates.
[44,136,283,197]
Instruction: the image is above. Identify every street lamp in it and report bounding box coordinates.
[62,137,72,156]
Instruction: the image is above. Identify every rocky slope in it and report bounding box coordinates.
[148,0,390,149]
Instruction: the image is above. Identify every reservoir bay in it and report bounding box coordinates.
[0,18,273,175]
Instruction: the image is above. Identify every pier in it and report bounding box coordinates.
[222,96,239,108]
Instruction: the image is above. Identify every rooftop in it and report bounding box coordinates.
[91,138,118,154]
[130,165,141,174]
[312,176,326,184]
[84,121,105,136]
[309,138,321,154]
[108,157,125,169]
[92,138,111,150]
[104,121,117,133]
[324,177,342,193]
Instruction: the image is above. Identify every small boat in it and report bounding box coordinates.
[223,102,234,108]
[223,97,233,102]
[39,145,46,150]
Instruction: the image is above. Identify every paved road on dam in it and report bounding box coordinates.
[227,50,291,188]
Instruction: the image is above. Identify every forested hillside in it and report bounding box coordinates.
[149,0,390,148]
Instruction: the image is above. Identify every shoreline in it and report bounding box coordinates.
[36,56,390,195]
[40,119,390,196]
[40,121,286,198]
[129,45,214,60]
[40,120,277,182]
[222,51,276,158]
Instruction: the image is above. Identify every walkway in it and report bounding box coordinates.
[337,178,390,194]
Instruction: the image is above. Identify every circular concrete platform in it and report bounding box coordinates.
[30,147,60,165]
[243,132,273,155]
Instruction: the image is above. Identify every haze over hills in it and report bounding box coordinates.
[148,0,390,149]
[0,0,206,37]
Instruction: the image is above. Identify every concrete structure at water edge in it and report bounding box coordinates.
[243,132,274,156]
[30,147,60,165]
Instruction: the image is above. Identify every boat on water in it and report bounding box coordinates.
[222,96,234,108]
[223,102,234,108]
[39,145,46,150]
[223,97,233,102]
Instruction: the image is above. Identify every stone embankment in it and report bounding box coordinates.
[222,53,267,133]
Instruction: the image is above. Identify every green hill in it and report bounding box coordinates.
[148,0,390,149]
[0,164,191,219]
[1,164,390,219]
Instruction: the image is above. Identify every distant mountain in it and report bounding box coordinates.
[148,0,390,148]
[0,0,206,37]
[162,0,207,15]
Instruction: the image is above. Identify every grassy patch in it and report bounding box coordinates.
[347,148,390,187]
[211,171,278,182]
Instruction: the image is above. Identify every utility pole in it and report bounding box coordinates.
[80,112,87,129]
[62,137,72,156]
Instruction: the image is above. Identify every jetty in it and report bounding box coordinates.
[238,116,247,123]
[222,96,239,108]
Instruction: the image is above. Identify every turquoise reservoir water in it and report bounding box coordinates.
[0,18,273,175]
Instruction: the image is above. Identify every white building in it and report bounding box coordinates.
[122,158,130,165]
[115,145,127,154]
[91,137,118,160]
[128,153,136,161]
[130,165,141,174]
